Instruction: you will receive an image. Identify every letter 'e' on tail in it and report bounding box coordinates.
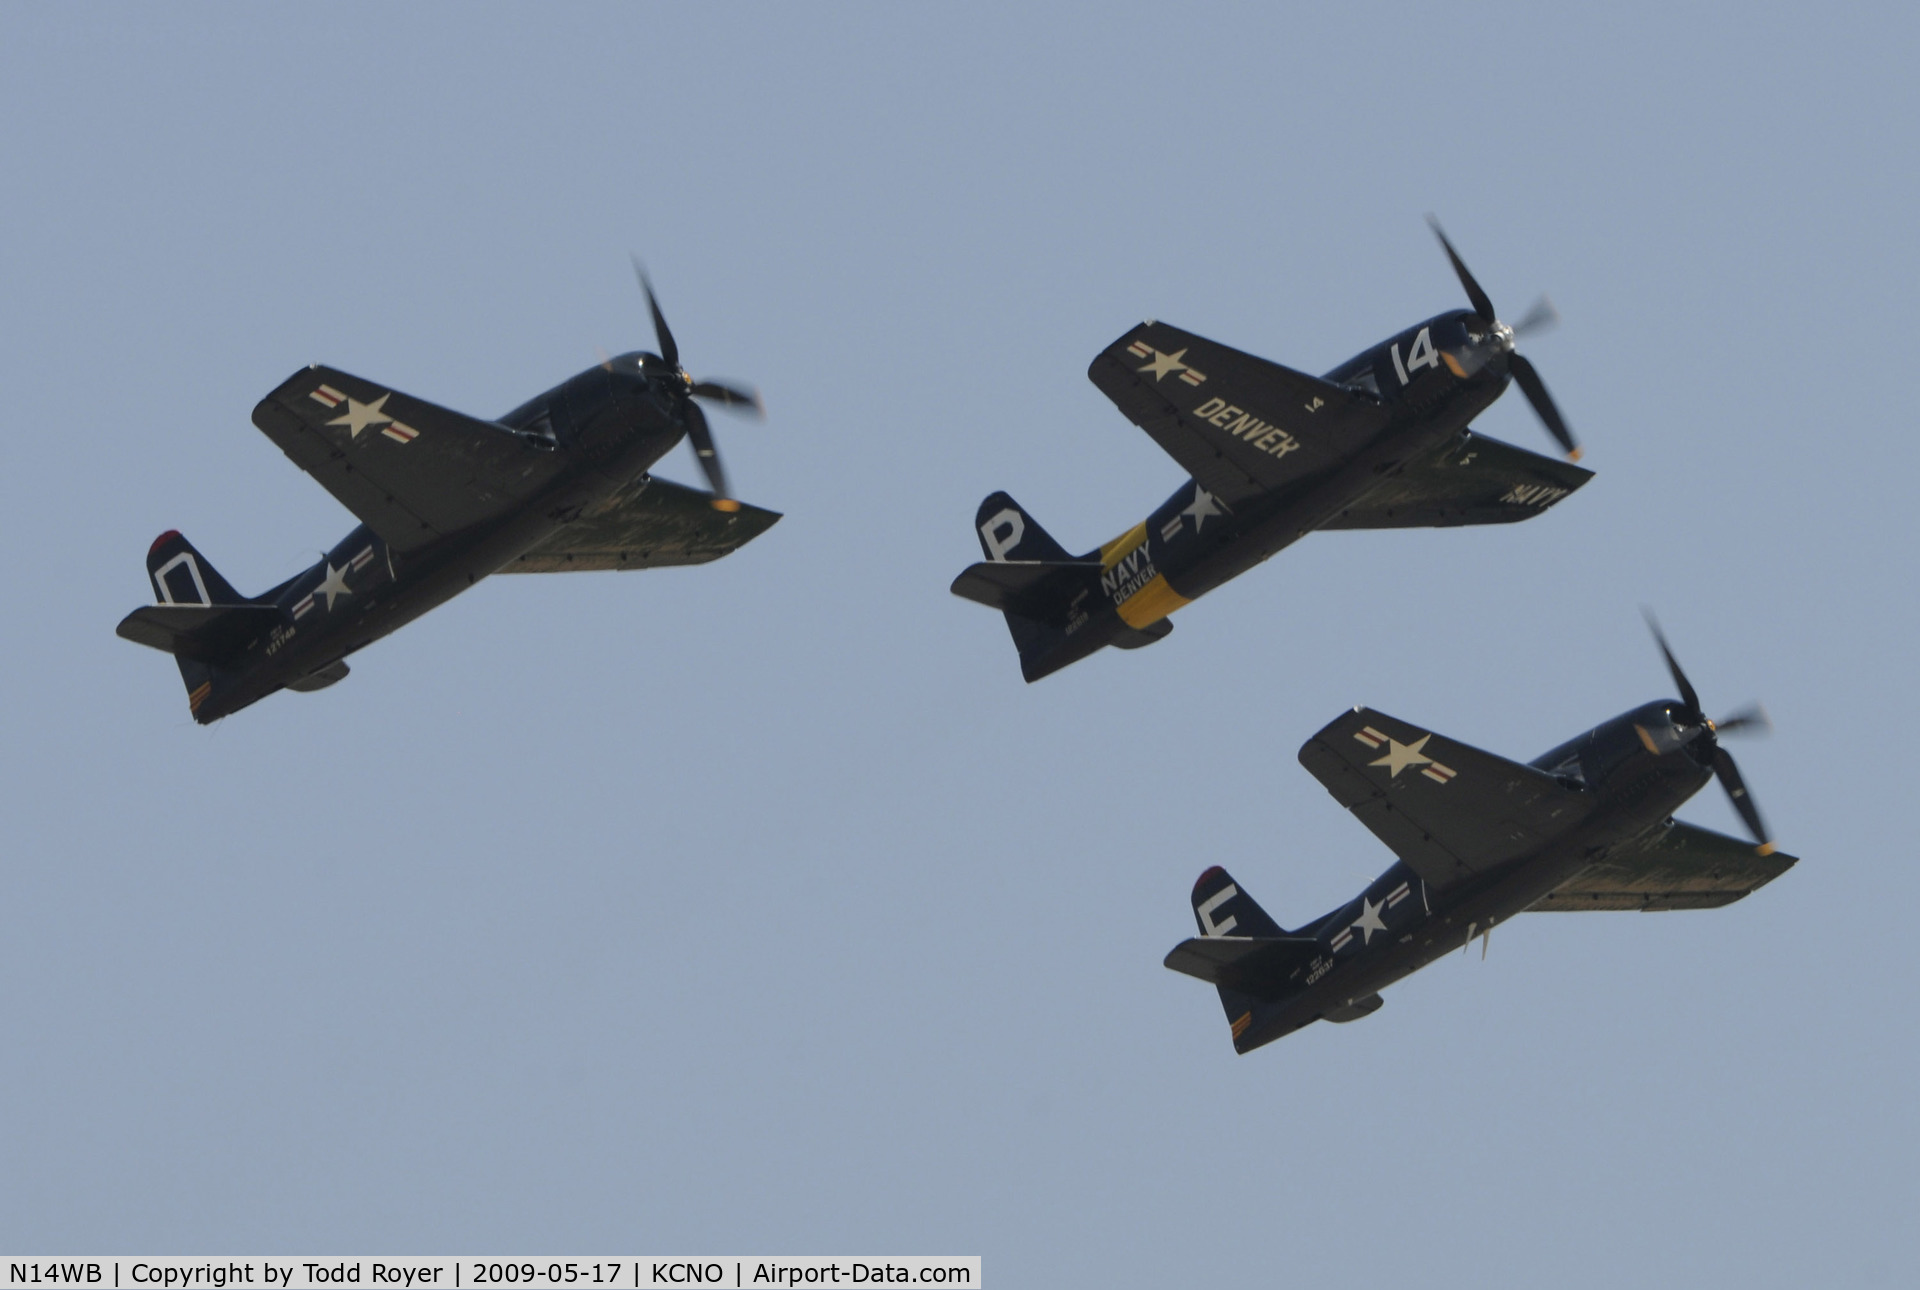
[1190,865,1287,939]
[1181,865,1300,1048]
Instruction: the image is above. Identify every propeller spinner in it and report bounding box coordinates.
[630,258,763,512]
[1427,217,1581,462]
[1641,610,1777,855]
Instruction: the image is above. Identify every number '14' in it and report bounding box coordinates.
[1390,326,1438,385]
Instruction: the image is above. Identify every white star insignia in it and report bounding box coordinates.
[1351,896,1387,945]
[327,392,395,439]
[314,561,353,611]
[1139,347,1190,381]
[1180,484,1224,533]
[1370,733,1434,778]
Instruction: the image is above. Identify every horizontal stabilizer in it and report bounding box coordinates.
[950,559,1098,612]
[1164,936,1318,994]
[1323,993,1384,1023]
[286,659,350,692]
[1111,618,1173,649]
[116,604,282,661]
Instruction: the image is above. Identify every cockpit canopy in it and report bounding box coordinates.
[1529,700,1710,789]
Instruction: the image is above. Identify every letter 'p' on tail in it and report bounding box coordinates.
[949,492,1111,683]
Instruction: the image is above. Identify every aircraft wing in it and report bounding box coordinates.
[1298,707,1595,889]
[1531,820,1798,911]
[1087,322,1389,505]
[502,474,780,572]
[253,365,565,552]
[1320,430,1593,529]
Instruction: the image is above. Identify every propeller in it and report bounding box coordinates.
[1641,610,1777,854]
[630,258,763,511]
[1426,217,1581,462]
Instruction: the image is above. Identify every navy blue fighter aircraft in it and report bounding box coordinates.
[1165,619,1793,1053]
[953,221,1590,682]
[118,269,777,723]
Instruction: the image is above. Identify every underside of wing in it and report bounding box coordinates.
[1088,322,1388,505]
[1533,820,1798,911]
[1321,430,1593,529]
[253,365,565,552]
[503,474,780,572]
[1298,707,1595,889]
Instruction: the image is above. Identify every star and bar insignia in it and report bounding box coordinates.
[1353,725,1458,785]
[310,384,420,444]
[1127,339,1207,387]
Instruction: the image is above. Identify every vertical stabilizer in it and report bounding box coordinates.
[145,530,246,606]
[1190,866,1288,1044]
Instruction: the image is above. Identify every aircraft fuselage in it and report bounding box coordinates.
[1229,701,1717,1052]
[1033,311,1519,673]
[193,357,686,722]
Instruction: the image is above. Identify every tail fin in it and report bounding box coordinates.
[1189,865,1288,939]
[144,530,245,606]
[950,492,1116,683]
[1165,866,1316,1051]
[972,491,1074,564]
[117,531,275,723]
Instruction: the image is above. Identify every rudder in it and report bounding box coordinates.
[959,492,1106,682]
[1189,866,1294,1047]
[121,531,265,723]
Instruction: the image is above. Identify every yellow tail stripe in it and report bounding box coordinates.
[1116,574,1191,629]
[1099,522,1148,568]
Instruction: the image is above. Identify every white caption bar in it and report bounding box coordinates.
[1,1263,978,1290]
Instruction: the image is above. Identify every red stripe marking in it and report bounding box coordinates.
[1193,865,1228,894]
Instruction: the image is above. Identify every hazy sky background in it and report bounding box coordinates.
[3,4,1915,1284]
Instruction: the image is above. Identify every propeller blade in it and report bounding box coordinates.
[683,399,733,508]
[1508,353,1580,461]
[691,379,764,416]
[1427,215,1497,322]
[1714,703,1772,737]
[1512,294,1559,338]
[1711,744,1774,853]
[1642,610,1703,720]
[631,256,679,369]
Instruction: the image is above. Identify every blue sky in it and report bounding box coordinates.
[2,5,1915,1284]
